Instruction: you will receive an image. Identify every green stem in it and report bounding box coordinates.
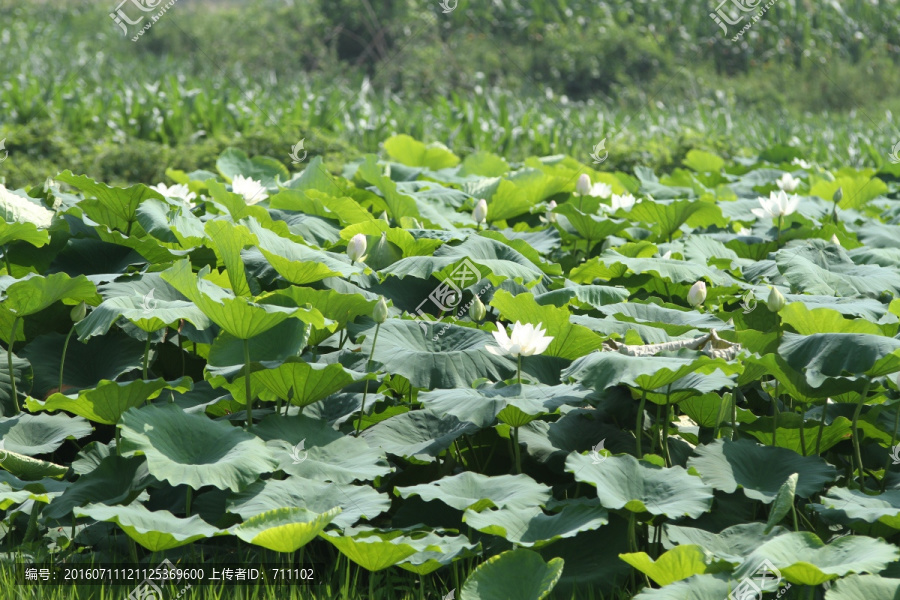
[851,378,872,485]
[243,338,253,430]
[185,487,192,517]
[513,426,522,474]
[517,354,522,385]
[2,246,11,274]
[772,380,779,446]
[883,403,900,493]
[636,390,647,457]
[662,405,673,468]
[8,317,19,414]
[776,215,783,243]
[816,401,828,456]
[798,409,807,456]
[58,323,77,393]
[142,333,152,380]
[651,403,661,455]
[356,323,382,437]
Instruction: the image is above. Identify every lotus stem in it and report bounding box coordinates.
[636,390,647,457]
[815,401,827,456]
[512,425,522,474]
[851,378,872,485]
[772,381,779,446]
[58,323,77,394]
[243,338,253,430]
[3,246,11,275]
[355,322,382,437]
[142,334,152,380]
[517,354,522,385]
[185,487,192,517]
[883,403,900,493]
[8,317,19,414]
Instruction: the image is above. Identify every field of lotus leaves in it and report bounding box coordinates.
[2,136,900,599]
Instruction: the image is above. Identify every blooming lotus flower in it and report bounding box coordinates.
[151,183,196,207]
[687,281,707,308]
[231,175,269,204]
[751,190,800,220]
[486,321,553,358]
[347,233,367,263]
[590,182,612,199]
[545,200,557,223]
[776,173,800,193]
[767,286,786,312]
[473,199,488,225]
[791,158,812,169]
[610,193,638,212]
[576,174,592,196]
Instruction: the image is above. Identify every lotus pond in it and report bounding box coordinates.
[1,137,900,599]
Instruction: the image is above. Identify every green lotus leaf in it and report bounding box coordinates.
[565,453,713,518]
[118,403,279,491]
[0,448,68,480]
[216,147,289,189]
[227,477,390,529]
[56,171,161,233]
[384,134,460,170]
[778,332,900,387]
[563,351,740,394]
[0,220,50,249]
[232,506,340,552]
[553,204,626,249]
[354,320,515,389]
[628,199,726,242]
[775,239,900,297]
[26,377,193,425]
[687,439,836,503]
[596,302,730,336]
[397,472,552,513]
[251,219,364,284]
[740,413,852,455]
[251,360,368,407]
[269,287,376,346]
[780,303,888,336]
[269,187,375,228]
[43,455,151,520]
[75,502,225,551]
[361,409,481,463]
[619,545,735,587]
[570,252,737,287]
[664,523,789,564]
[160,259,321,339]
[738,532,899,586]
[766,473,798,534]
[631,574,733,600]
[0,412,91,455]
[0,347,32,413]
[824,574,900,600]
[357,155,420,221]
[460,549,563,600]
[463,499,608,548]
[0,272,99,318]
[319,526,430,571]
[533,284,630,309]
[810,487,900,532]
[396,530,480,575]
[76,293,211,338]
[254,413,391,484]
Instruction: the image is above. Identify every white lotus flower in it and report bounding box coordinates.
[610,193,638,212]
[231,175,269,204]
[473,199,488,224]
[751,190,800,220]
[660,250,672,260]
[0,184,53,228]
[486,321,553,358]
[791,158,812,169]
[831,234,841,247]
[347,233,367,263]
[151,183,196,208]
[576,174,592,196]
[776,173,800,193]
[589,182,612,199]
[687,281,707,308]
[545,200,557,223]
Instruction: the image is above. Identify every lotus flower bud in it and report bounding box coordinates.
[831,234,841,247]
[70,302,87,323]
[767,286,786,313]
[833,187,843,204]
[546,200,557,223]
[373,296,388,324]
[473,199,488,225]
[576,174,592,196]
[347,233,367,263]
[687,281,707,308]
[469,295,486,321]
[379,211,390,223]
